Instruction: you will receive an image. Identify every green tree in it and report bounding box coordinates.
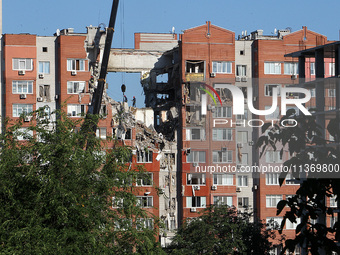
[258,111,340,254]
[0,110,164,254]
[166,204,273,255]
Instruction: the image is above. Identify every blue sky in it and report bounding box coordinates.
[3,0,340,107]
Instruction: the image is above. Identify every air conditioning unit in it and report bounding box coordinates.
[241,77,247,82]
[248,141,254,146]
[38,73,44,79]
[71,70,77,76]
[20,94,27,99]
[237,143,243,148]
[211,185,217,191]
[193,185,200,191]
[37,97,43,102]
[291,74,297,80]
[190,208,197,212]
[210,72,216,78]
[24,116,31,122]
[235,76,241,82]
[236,187,241,192]
[18,70,25,75]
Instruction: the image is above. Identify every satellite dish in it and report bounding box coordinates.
[56,29,60,36]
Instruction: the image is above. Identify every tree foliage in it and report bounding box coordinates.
[166,204,274,255]
[0,110,164,254]
[258,111,340,254]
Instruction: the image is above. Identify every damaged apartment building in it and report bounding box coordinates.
[2,26,180,247]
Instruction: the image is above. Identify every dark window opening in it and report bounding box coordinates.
[42,47,48,52]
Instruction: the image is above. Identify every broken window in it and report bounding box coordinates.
[187,173,206,185]
[185,128,205,140]
[212,150,232,163]
[100,105,108,117]
[137,150,153,163]
[96,127,107,139]
[214,84,233,101]
[186,196,206,208]
[136,173,153,186]
[186,60,204,73]
[39,85,51,101]
[67,104,85,117]
[238,197,249,208]
[67,81,85,94]
[136,196,153,207]
[236,65,247,76]
[186,105,205,125]
[125,128,132,140]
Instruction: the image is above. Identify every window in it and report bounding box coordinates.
[15,128,33,141]
[136,173,153,186]
[112,197,124,208]
[38,105,51,120]
[212,61,232,74]
[67,59,85,71]
[96,127,107,139]
[266,195,282,207]
[212,128,232,141]
[186,196,206,208]
[237,131,248,144]
[238,153,248,165]
[186,60,204,73]
[38,61,50,74]
[214,84,233,101]
[328,88,336,97]
[238,197,249,208]
[136,196,153,207]
[330,195,337,207]
[284,62,298,75]
[125,128,132,139]
[329,63,335,76]
[213,196,232,206]
[187,151,206,163]
[185,128,205,140]
[67,81,85,94]
[187,173,206,185]
[266,173,280,185]
[13,104,33,117]
[264,62,281,74]
[38,85,51,101]
[266,217,283,230]
[286,173,299,185]
[265,84,280,96]
[213,174,233,185]
[137,150,153,163]
[114,218,132,231]
[236,65,247,76]
[265,106,280,120]
[236,108,248,121]
[286,218,300,229]
[213,106,232,118]
[67,104,85,117]
[42,47,48,52]
[12,81,33,94]
[240,50,244,55]
[310,62,315,75]
[213,150,232,163]
[266,151,282,163]
[136,218,154,230]
[237,175,248,187]
[13,58,33,71]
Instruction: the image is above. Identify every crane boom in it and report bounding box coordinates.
[91,0,120,115]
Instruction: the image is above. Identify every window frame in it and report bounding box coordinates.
[212,150,233,163]
[38,61,50,74]
[264,62,281,75]
[186,151,206,163]
[237,175,248,187]
[136,173,153,186]
[266,173,280,185]
[213,173,233,186]
[266,195,283,207]
[67,59,86,71]
[12,104,33,117]
[212,61,232,74]
[213,196,233,206]
[137,150,153,163]
[186,196,207,208]
[12,80,33,94]
[187,173,206,185]
[136,196,153,208]
[67,81,86,94]
[212,128,233,141]
[67,104,86,117]
[13,58,33,71]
